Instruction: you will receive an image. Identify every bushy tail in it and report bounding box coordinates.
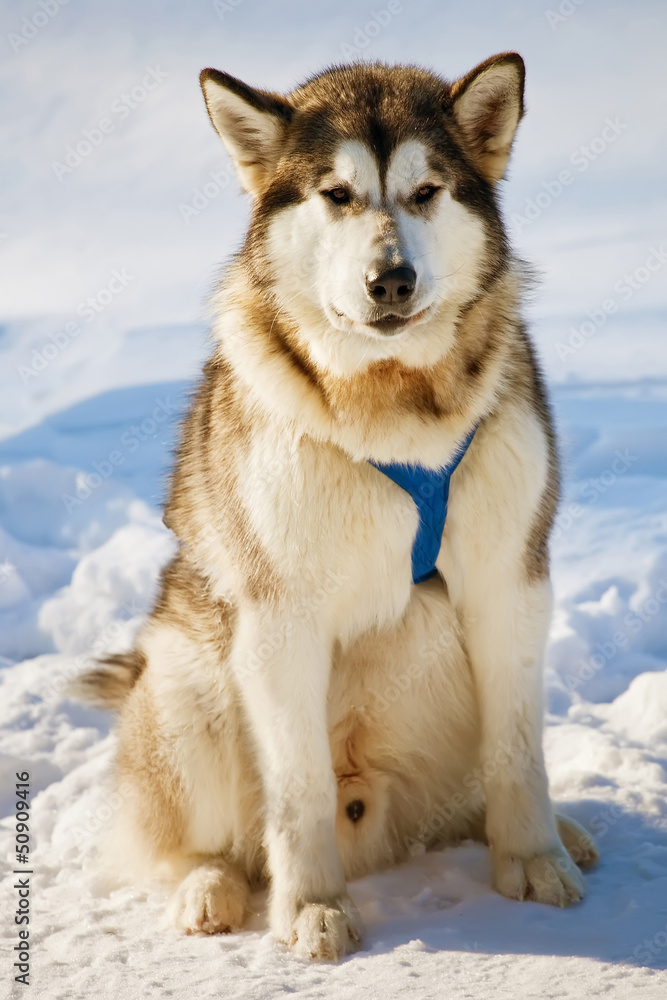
[69,650,146,711]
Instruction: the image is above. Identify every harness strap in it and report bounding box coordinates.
[370,425,477,584]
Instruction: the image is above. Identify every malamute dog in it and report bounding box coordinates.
[76,53,597,960]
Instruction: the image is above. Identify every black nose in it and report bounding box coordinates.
[366,265,416,304]
[346,799,365,823]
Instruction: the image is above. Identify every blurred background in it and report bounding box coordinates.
[1,0,665,436]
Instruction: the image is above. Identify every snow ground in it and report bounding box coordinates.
[1,1,667,997]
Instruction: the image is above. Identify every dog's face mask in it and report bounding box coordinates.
[201,57,524,372]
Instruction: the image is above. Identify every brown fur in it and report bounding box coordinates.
[165,357,283,604]
[73,58,592,958]
[116,677,186,856]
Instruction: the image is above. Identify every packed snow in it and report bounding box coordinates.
[1,1,666,997]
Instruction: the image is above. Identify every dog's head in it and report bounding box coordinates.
[201,57,524,372]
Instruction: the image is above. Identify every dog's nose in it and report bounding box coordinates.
[366,265,416,304]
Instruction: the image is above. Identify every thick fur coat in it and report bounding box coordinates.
[75,54,597,960]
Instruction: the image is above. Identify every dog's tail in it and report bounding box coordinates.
[69,650,146,710]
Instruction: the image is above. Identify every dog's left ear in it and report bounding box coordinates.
[200,68,293,195]
[450,52,525,184]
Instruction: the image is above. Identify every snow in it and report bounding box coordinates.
[1,0,667,996]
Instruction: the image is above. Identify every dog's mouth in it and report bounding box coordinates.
[331,306,430,337]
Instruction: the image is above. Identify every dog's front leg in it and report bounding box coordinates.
[462,573,586,906]
[230,604,361,959]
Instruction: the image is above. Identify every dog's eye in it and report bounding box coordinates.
[414,185,440,204]
[322,187,351,205]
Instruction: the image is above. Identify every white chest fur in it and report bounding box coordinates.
[240,428,421,644]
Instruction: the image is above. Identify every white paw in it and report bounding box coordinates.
[168,862,248,934]
[287,897,363,961]
[493,843,586,907]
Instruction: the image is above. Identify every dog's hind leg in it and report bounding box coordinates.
[556,814,599,869]
[167,855,249,934]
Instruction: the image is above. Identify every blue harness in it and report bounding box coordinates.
[370,426,477,585]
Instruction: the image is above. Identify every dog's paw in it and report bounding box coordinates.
[168,861,248,934]
[556,813,599,869]
[492,843,586,907]
[287,897,363,961]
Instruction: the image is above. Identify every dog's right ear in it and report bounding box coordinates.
[450,53,525,184]
[200,68,293,196]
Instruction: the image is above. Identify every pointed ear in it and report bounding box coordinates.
[450,52,525,184]
[199,68,293,195]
